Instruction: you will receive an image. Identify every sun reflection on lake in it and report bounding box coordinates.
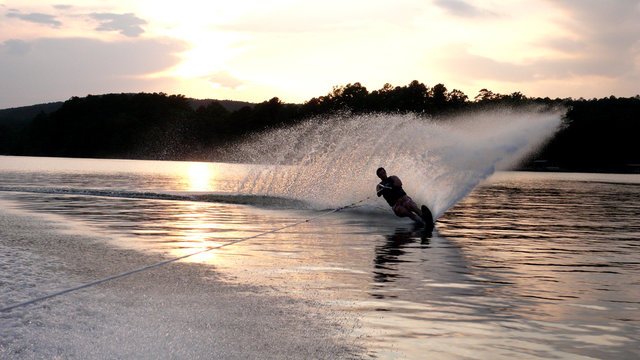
[186,162,213,191]
[157,201,261,266]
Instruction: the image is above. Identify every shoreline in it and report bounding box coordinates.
[0,205,363,359]
[2,154,639,175]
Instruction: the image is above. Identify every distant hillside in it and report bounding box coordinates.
[188,99,256,112]
[0,102,64,125]
[0,97,256,124]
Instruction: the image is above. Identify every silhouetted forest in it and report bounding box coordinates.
[0,81,638,173]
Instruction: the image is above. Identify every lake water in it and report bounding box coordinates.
[0,156,639,359]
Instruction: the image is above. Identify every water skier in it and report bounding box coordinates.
[376,167,433,229]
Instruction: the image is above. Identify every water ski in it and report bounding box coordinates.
[421,205,435,233]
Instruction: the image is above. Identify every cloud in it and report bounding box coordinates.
[90,13,147,37]
[208,72,244,89]
[6,10,62,27]
[0,37,187,107]
[433,41,639,99]
[4,7,147,37]
[552,1,640,49]
[434,45,533,82]
[432,1,640,97]
[539,1,640,77]
[2,39,31,55]
[432,0,497,18]
[53,5,74,11]
[436,43,634,83]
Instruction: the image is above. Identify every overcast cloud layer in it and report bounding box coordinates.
[1,0,638,108]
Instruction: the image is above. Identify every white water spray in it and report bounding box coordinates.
[229,107,564,219]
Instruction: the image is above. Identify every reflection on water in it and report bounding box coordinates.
[438,179,640,324]
[0,156,250,194]
[1,157,639,359]
[372,229,430,287]
[186,162,214,192]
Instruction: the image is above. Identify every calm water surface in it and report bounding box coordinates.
[1,156,639,359]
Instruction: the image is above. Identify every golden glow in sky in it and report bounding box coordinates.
[1,0,639,108]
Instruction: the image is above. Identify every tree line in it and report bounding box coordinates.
[0,81,638,173]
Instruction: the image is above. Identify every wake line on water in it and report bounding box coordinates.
[0,186,307,208]
[227,107,565,219]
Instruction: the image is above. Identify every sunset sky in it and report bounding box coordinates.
[1,0,639,108]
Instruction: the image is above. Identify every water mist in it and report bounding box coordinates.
[228,107,564,219]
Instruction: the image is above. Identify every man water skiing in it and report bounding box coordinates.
[376,167,434,230]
